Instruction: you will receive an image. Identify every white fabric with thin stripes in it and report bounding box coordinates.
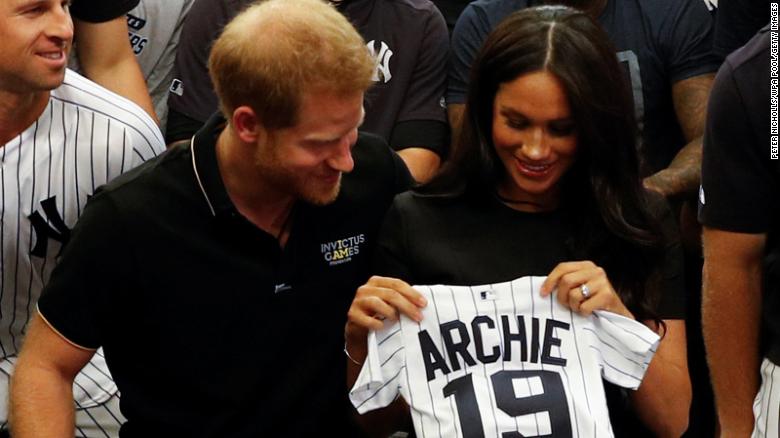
[350,275,660,438]
[0,69,164,418]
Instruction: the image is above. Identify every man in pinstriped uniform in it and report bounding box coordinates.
[0,0,165,436]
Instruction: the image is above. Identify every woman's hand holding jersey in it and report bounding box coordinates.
[541,261,635,319]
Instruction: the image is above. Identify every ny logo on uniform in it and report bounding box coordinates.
[366,40,393,83]
[28,196,71,258]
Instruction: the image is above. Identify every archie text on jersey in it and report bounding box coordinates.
[420,315,570,381]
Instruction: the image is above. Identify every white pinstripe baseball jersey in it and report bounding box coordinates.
[350,276,660,438]
[752,358,780,438]
[0,69,165,424]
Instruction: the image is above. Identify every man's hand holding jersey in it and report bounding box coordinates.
[345,276,428,436]
[346,276,427,360]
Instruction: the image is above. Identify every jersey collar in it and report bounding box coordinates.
[191,112,236,218]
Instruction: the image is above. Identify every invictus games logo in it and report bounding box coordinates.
[321,234,365,266]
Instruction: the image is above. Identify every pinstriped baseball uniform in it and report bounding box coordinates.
[0,69,165,435]
[752,359,780,438]
[350,276,660,438]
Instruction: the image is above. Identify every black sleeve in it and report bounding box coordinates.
[165,108,207,144]
[389,6,449,156]
[70,0,140,23]
[652,196,686,320]
[372,197,415,282]
[38,194,132,349]
[167,0,244,123]
[447,4,490,105]
[390,148,414,194]
[699,59,775,233]
[658,0,720,82]
[713,0,768,60]
[390,120,450,158]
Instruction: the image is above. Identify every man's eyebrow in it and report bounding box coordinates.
[14,0,46,10]
[304,112,365,143]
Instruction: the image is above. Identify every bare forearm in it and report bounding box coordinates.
[74,18,158,123]
[81,55,158,122]
[447,104,465,157]
[630,321,691,437]
[9,314,94,437]
[703,230,765,435]
[10,365,76,437]
[396,148,441,183]
[646,73,713,199]
[643,137,702,198]
[631,365,691,436]
[345,323,368,389]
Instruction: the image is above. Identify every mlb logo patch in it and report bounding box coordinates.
[479,289,497,301]
[170,79,184,96]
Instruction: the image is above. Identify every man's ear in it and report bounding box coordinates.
[231,106,267,144]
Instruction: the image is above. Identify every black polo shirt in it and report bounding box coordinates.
[38,114,412,437]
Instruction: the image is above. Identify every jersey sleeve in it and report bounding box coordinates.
[123,110,166,164]
[124,123,165,170]
[59,69,165,163]
[349,321,406,413]
[166,0,233,124]
[656,0,720,82]
[111,114,164,183]
[447,4,491,105]
[389,5,449,157]
[70,0,141,23]
[713,0,768,60]
[588,311,660,390]
[699,58,776,233]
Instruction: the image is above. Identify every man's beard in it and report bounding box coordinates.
[254,148,342,206]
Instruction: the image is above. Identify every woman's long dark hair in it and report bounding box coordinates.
[423,6,667,321]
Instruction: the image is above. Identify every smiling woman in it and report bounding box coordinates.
[491,70,578,211]
[346,5,691,438]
